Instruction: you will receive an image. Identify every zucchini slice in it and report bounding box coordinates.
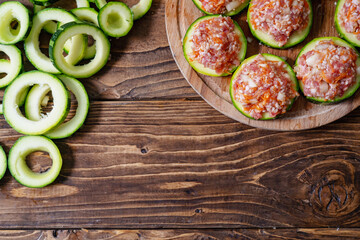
[95,0,151,20]
[131,0,153,20]
[71,7,99,26]
[30,0,60,7]
[17,87,30,107]
[41,95,50,107]
[24,8,87,74]
[294,37,360,103]
[3,71,70,135]
[24,75,90,139]
[95,0,107,9]
[50,22,111,78]
[0,44,22,88]
[8,136,62,188]
[25,84,51,121]
[183,15,247,77]
[0,1,31,45]
[65,7,99,59]
[98,2,134,38]
[335,0,360,47]
[247,0,313,49]
[32,0,90,34]
[0,146,6,181]
[2,86,31,113]
[230,53,298,120]
[76,0,90,8]
[192,0,249,16]
[46,75,89,139]
[32,4,57,35]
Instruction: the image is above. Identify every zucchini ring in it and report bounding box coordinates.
[98,2,133,38]
[25,75,90,139]
[50,22,110,78]
[0,44,22,88]
[8,136,62,188]
[3,71,70,135]
[24,8,86,74]
[0,1,31,45]
[65,8,100,60]
[0,146,7,181]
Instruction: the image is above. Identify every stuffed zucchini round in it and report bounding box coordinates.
[183,15,247,77]
[294,37,360,103]
[230,53,299,120]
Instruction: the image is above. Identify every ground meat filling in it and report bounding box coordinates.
[295,40,358,101]
[198,0,246,14]
[249,0,310,46]
[190,16,242,74]
[339,0,360,40]
[233,54,298,119]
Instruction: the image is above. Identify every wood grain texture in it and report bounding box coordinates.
[165,0,360,130]
[0,0,198,100]
[0,101,358,228]
[1,0,360,233]
[1,228,360,239]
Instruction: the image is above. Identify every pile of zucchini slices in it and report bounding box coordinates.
[184,0,360,120]
[0,0,152,188]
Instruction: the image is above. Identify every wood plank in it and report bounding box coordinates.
[0,228,360,239]
[0,0,199,100]
[0,100,359,228]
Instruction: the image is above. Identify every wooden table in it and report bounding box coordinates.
[0,0,359,239]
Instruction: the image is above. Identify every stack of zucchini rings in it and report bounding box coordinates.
[0,0,152,188]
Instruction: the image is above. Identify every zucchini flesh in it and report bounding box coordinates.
[295,37,360,103]
[30,0,60,7]
[98,2,134,38]
[65,8,99,60]
[46,75,89,139]
[3,71,70,135]
[95,0,152,20]
[131,0,153,20]
[33,0,90,34]
[8,136,62,188]
[17,87,30,107]
[25,84,51,121]
[24,8,86,74]
[71,7,99,25]
[0,1,31,45]
[0,146,6,181]
[64,32,87,66]
[0,44,22,88]
[41,95,50,107]
[25,75,89,139]
[50,22,111,78]
[33,4,57,34]
[76,0,90,8]
[95,0,107,9]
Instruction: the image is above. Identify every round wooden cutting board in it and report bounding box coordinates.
[165,0,360,131]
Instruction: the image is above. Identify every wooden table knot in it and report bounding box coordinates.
[298,159,359,218]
